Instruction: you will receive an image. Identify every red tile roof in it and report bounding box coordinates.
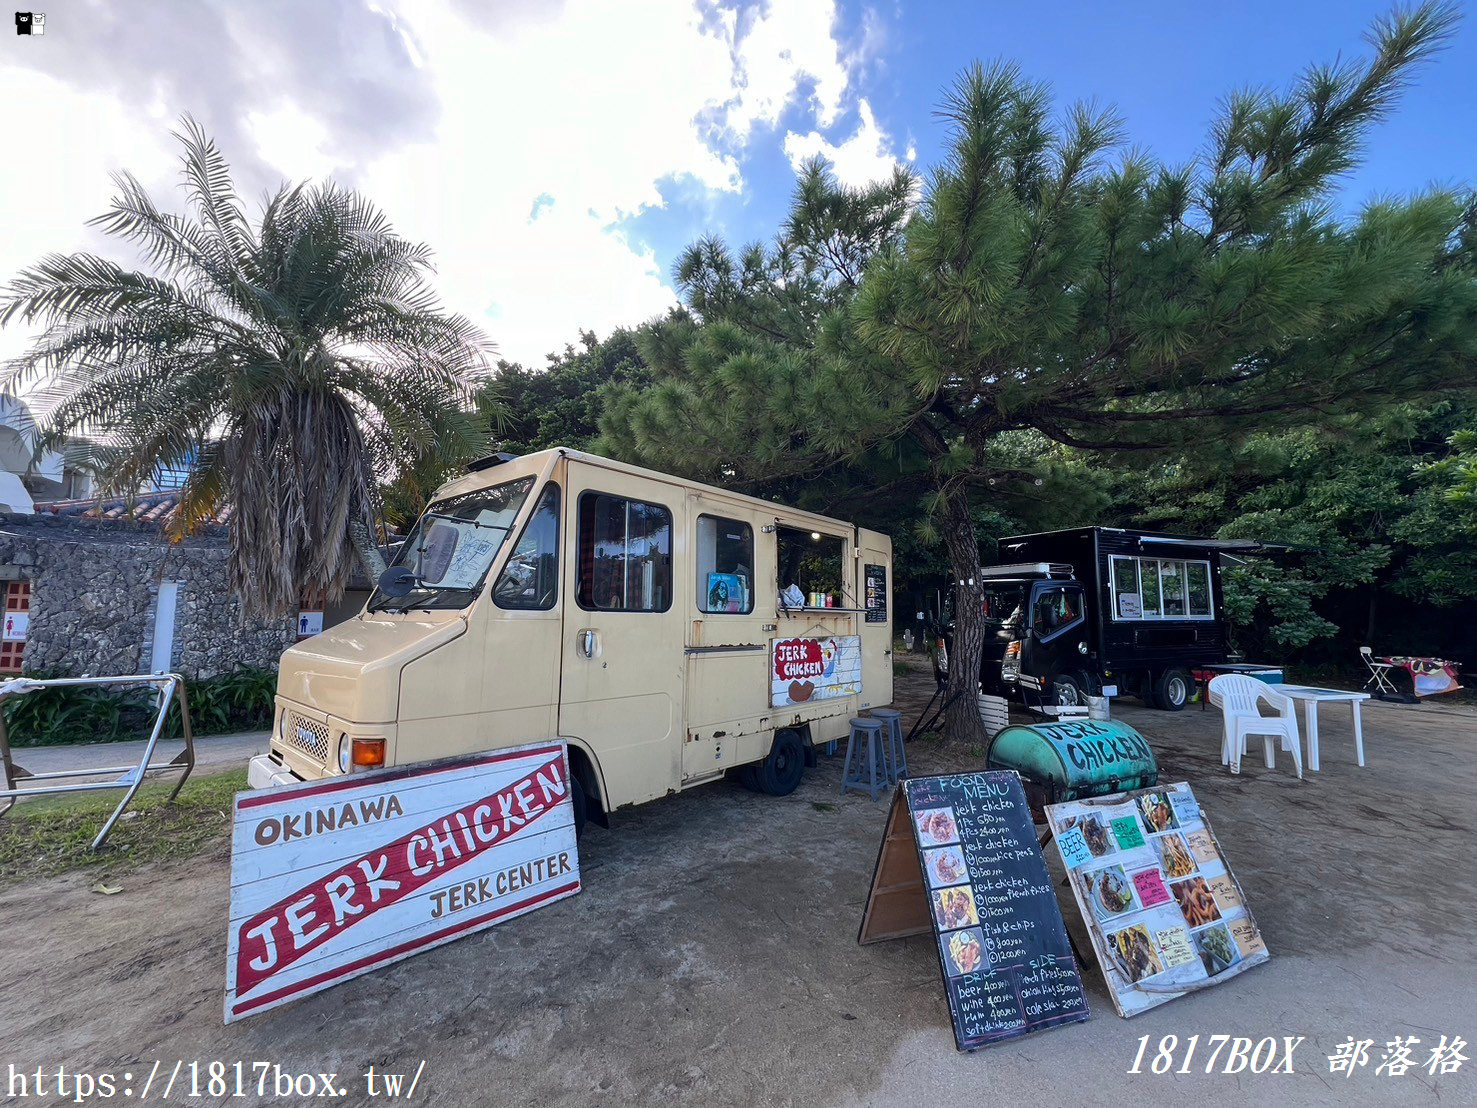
[33,490,233,530]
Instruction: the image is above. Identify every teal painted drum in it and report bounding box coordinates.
[987,719,1158,812]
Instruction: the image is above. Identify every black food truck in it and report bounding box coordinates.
[931,527,1269,711]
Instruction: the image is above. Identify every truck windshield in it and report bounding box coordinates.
[370,477,535,612]
[982,584,1026,632]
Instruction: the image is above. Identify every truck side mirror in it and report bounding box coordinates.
[377,565,417,597]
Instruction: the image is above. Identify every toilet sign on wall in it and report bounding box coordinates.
[2,612,27,642]
[226,742,581,1022]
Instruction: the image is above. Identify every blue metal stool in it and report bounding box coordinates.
[870,707,907,781]
[841,718,887,800]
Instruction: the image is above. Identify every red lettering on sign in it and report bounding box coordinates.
[234,755,565,995]
[773,638,824,681]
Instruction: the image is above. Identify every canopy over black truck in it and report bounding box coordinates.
[939,527,1272,711]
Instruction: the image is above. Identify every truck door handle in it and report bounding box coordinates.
[578,629,598,658]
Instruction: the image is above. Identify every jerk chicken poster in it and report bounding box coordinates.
[770,635,862,707]
[1046,782,1268,1017]
[226,743,580,1022]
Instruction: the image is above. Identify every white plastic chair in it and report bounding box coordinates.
[1360,647,1399,697]
[1208,674,1303,779]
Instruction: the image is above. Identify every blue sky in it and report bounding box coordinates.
[3,0,1473,367]
[627,0,1475,291]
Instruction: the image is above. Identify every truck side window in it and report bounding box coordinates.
[696,515,753,613]
[576,492,673,612]
[493,485,560,610]
[1032,587,1080,637]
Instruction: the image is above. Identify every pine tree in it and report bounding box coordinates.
[604,3,1476,746]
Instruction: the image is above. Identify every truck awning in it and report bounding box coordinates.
[1135,536,1284,553]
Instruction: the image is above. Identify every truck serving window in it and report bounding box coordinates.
[371,476,535,611]
[493,484,560,610]
[697,515,753,614]
[1110,555,1214,621]
[777,526,844,605]
[577,492,673,612]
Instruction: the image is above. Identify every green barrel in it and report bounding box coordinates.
[987,719,1158,809]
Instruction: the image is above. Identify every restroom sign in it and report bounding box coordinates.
[3,612,28,641]
[225,743,581,1021]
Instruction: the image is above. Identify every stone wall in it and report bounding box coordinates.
[0,512,297,679]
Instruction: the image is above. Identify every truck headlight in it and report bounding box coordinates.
[338,735,352,774]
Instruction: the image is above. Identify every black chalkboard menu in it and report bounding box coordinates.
[864,563,887,624]
[859,771,1089,1051]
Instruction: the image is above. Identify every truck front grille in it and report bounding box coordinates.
[284,711,331,763]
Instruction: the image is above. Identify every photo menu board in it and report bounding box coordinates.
[1045,782,1269,1018]
[860,771,1088,1052]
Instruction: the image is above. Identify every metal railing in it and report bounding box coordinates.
[0,673,195,851]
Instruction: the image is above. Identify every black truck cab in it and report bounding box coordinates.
[931,527,1265,711]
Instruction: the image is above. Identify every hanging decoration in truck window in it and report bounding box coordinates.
[770,635,862,706]
[864,563,888,624]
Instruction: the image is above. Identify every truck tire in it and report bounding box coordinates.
[751,729,806,796]
[1048,671,1091,708]
[1153,667,1193,712]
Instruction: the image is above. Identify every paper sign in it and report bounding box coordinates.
[1133,869,1171,908]
[1056,826,1093,869]
[1229,917,1267,958]
[1169,792,1201,826]
[225,743,581,1022]
[1209,874,1243,911]
[1155,926,1197,970]
[1118,593,1142,618]
[1185,828,1219,864]
[1111,816,1145,851]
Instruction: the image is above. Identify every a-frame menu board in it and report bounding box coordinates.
[859,772,1089,1051]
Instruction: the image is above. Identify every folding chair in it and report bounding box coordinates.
[1360,647,1399,698]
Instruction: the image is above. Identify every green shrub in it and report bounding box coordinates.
[2,667,278,747]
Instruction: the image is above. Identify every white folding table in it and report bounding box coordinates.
[1276,685,1370,771]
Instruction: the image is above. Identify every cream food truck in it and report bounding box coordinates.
[249,448,893,835]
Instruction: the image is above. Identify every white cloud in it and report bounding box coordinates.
[3,0,874,369]
[783,99,910,188]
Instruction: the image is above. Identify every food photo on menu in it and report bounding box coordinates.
[915,807,960,847]
[939,926,989,977]
[932,885,980,930]
[923,845,970,888]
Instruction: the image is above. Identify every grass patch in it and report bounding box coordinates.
[811,801,837,813]
[0,767,245,886]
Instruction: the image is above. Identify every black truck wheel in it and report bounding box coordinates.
[1048,670,1091,708]
[1153,667,1193,711]
[751,729,806,796]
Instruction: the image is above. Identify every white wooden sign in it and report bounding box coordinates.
[225,742,580,1022]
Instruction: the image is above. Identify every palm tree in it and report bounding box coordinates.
[0,118,490,619]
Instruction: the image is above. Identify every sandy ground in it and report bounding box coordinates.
[2,660,1474,1106]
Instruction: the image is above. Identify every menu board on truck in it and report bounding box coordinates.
[1045,782,1269,1018]
[859,772,1089,1051]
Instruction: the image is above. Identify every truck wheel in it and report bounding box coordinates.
[1049,671,1090,708]
[571,776,588,840]
[1154,667,1192,712]
[752,729,805,796]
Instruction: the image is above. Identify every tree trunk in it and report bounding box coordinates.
[940,485,990,751]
